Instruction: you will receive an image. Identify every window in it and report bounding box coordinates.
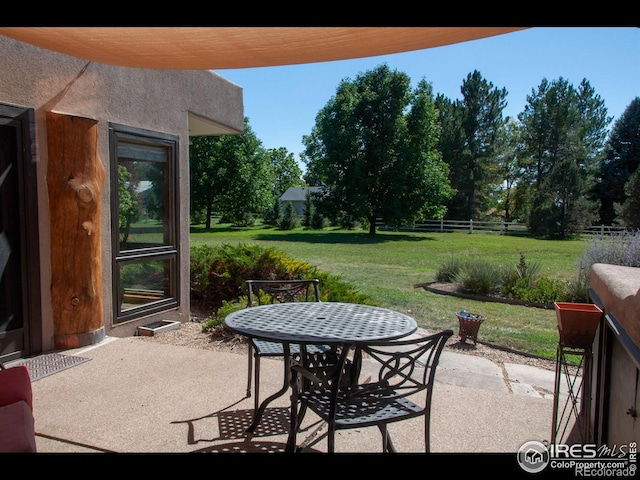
[110,124,179,323]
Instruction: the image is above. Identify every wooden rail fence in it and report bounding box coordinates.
[377,219,628,236]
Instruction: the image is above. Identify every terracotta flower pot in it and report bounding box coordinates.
[554,302,603,350]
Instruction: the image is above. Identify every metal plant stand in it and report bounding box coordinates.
[551,302,602,446]
[551,343,592,445]
[456,311,485,345]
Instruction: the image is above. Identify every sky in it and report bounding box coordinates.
[212,27,639,170]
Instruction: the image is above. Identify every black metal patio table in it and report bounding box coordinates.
[224,301,418,450]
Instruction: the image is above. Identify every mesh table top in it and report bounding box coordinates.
[224,302,417,344]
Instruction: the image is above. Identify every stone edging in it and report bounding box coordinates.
[414,282,553,310]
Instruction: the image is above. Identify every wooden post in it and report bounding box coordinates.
[46,112,106,349]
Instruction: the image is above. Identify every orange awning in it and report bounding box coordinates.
[0,27,527,70]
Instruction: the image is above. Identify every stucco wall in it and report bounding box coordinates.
[589,263,640,444]
[0,35,243,349]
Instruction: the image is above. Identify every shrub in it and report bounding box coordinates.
[310,210,328,230]
[190,243,372,315]
[571,230,640,300]
[437,253,571,304]
[579,230,640,271]
[510,276,568,304]
[501,254,542,298]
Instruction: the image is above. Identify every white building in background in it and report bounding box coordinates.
[280,186,323,216]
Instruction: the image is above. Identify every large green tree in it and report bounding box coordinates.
[302,64,452,235]
[437,70,507,219]
[519,78,610,237]
[267,147,305,197]
[594,97,640,225]
[190,118,273,229]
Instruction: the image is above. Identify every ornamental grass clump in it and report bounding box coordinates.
[452,260,504,296]
[435,255,464,283]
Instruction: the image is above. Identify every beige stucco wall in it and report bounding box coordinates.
[589,263,640,444]
[0,35,244,350]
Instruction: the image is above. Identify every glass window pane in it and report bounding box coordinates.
[117,142,171,252]
[118,259,173,314]
[110,125,179,324]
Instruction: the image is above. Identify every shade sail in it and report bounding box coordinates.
[0,27,527,70]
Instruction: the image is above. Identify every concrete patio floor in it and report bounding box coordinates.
[19,333,569,457]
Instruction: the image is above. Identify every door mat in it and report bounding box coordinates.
[19,353,91,381]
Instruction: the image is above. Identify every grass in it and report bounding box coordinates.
[190,222,589,361]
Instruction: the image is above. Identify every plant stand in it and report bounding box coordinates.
[551,302,602,445]
[552,344,593,445]
[456,311,485,345]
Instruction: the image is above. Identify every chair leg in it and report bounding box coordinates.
[424,416,430,453]
[377,423,398,453]
[254,354,261,413]
[246,346,253,399]
[327,425,335,453]
[424,397,433,453]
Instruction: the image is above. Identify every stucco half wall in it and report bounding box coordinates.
[590,263,640,348]
[589,263,640,443]
[0,35,243,353]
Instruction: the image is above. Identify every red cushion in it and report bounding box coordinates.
[0,400,37,452]
[0,366,33,410]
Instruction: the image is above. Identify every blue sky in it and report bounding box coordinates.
[214,27,639,169]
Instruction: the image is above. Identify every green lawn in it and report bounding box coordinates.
[190,223,589,360]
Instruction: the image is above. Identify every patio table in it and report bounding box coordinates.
[224,301,417,450]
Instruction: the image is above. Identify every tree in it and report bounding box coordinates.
[117,165,138,248]
[189,118,273,229]
[460,70,508,218]
[594,97,640,225]
[529,158,597,237]
[494,119,524,221]
[437,71,507,219]
[267,147,304,197]
[435,94,464,218]
[278,201,299,230]
[302,190,313,227]
[302,64,453,235]
[518,77,610,237]
[615,168,640,228]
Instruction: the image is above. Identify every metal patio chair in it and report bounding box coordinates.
[245,279,333,413]
[289,329,453,453]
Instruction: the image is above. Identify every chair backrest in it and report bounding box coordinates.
[358,330,453,400]
[246,279,321,307]
[292,329,453,399]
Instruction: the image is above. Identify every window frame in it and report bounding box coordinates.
[109,123,180,324]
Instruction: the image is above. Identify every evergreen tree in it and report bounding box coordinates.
[302,191,313,227]
[529,158,597,237]
[519,77,610,237]
[263,197,281,226]
[435,94,464,218]
[594,97,640,224]
[278,201,299,230]
[615,168,640,228]
[437,71,507,219]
